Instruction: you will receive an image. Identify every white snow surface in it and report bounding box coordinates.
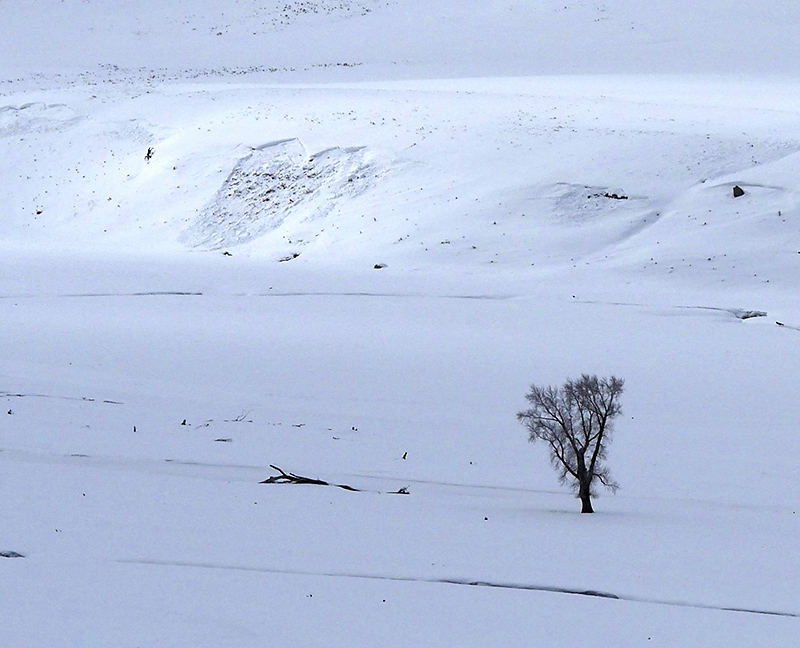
[2,2,800,646]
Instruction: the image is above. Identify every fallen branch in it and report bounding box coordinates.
[0,551,25,558]
[259,465,360,492]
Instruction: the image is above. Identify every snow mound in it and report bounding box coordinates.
[184,139,381,249]
[596,158,800,289]
[547,182,646,225]
[0,103,79,136]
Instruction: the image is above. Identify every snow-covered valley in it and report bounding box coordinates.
[2,2,800,646]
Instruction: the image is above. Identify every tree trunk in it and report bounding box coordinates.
[578,478,594,513]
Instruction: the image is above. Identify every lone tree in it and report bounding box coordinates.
[517,374,624,513]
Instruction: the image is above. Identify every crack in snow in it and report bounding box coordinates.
[118,559,800,619]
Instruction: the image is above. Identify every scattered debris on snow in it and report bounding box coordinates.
[185,138,382,249]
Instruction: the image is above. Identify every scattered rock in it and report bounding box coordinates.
[733,185,745,198]
[373,263,388,269]
[587,191,628,200]
[279,253,300,262]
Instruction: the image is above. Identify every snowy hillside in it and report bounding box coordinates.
[2,2,800,647]
[5,0,800,77]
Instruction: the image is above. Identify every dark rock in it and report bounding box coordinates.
[734,310,767,320]
[733,185,745,198]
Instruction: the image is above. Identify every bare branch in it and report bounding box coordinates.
[260,465,360,492]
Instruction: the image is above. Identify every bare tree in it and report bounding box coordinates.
[517,375,624,513]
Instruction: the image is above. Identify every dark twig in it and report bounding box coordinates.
[260,465,360,492]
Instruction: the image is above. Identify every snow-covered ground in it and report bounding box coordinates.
[2,2,800,646]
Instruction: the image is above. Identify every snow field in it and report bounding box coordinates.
[3,1,800,645]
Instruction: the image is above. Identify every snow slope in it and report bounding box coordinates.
[5,0,800,77]
[2,2,800,646]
